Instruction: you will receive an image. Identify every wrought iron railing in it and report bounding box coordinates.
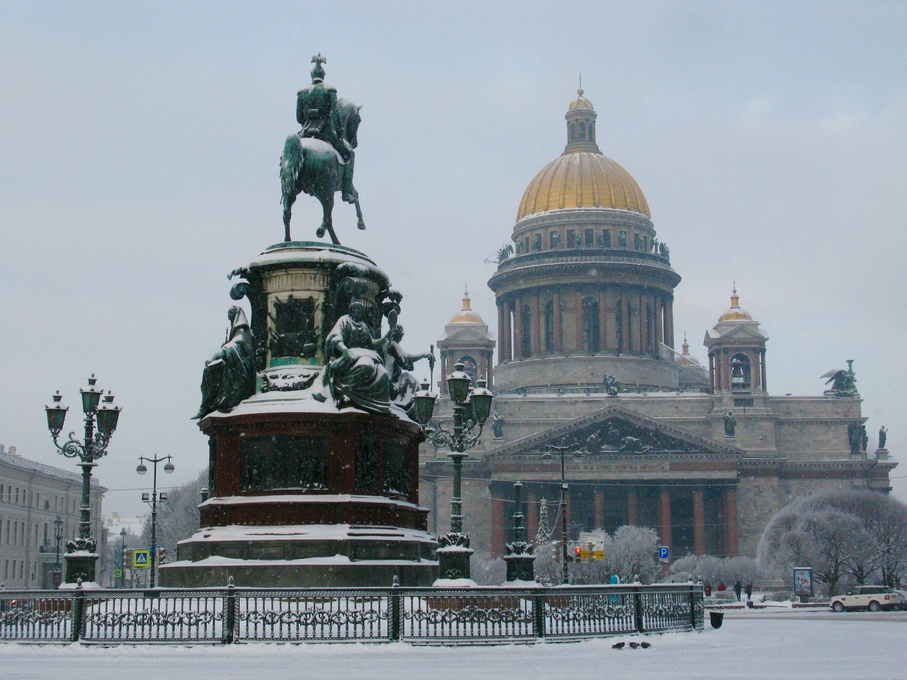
[0,581,702,645]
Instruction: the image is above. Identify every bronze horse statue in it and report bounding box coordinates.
[280,99,364,244]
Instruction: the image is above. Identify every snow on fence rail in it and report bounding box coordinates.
[0,582,703,645]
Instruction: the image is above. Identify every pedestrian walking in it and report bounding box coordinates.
[733,580,742,601]
[744,582,753,601]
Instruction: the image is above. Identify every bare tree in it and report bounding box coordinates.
[757,489,907,594]
[140,469,207,562]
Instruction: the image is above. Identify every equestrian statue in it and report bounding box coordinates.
[280,53,364,244]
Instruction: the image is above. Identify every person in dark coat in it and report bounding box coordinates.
[744,582,753,601]
[733,580,742,601]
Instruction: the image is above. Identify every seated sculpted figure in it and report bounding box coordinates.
[194,306,255,419]
[384,324,434,413]
[323,298,392,414]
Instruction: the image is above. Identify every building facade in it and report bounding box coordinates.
[0,445,106,589]
[420,89,897,563]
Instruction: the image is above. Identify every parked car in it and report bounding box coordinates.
[830,586,900,612]
[894,590,907,611]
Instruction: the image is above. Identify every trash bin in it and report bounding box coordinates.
[709,611,724,629]
[746,600,754,609]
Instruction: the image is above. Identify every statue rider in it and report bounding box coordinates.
[296,53,357,203]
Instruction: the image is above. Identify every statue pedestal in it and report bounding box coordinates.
[64,551,99,585]
[163,242,439,588]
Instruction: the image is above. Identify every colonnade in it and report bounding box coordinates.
[490,483,739,560]
[497,286,674,363]
[708,348,767,394]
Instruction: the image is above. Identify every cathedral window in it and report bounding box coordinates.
[570,123,576,142]
[532,234,542,251]
[730,354,752,391]
[597,230,611,248]
[550,231,560,249]
[544,300,555,352]
[584,229,594,247]
[582,297,600,352]
[579,122,586,140]
[566,230,577,248]
[619,231,627,248]
[521,305,532,358]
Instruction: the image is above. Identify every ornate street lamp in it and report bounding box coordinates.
[543,442,580,585]
[52,515,64,587]
[44,375,121,584]
[119,527,127,588]
[137,454,174,588]
[411,364,493,581]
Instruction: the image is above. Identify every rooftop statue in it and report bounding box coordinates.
[822,359,859,397]
[280,54,364,244]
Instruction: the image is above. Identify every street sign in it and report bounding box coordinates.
[113,568,122,578]
[658,545,670,561]
[133,549,151,568]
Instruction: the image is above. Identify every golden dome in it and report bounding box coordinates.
[569,87,594,111]
[449,290,484,324]
[517,88,650,221]
[517,151,650,221]
[719,287,753,322]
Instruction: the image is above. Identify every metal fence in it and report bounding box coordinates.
[0,582,702,645]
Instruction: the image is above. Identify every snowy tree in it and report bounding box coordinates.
[140,469,207,562]
[757,489,907,594]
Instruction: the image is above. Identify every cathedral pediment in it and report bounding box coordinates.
[490,403,741,458]
[437,327,495,347]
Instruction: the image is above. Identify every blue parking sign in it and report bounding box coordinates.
[658,545,670,561]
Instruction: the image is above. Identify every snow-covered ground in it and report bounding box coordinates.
[1,609,903,679]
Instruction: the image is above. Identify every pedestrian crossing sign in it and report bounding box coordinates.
[133,549,151,568]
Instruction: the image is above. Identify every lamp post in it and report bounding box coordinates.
[52,515,64,587]
[544,443,578,585]
[136,454,174,588]
[44,375,121,584]
[412,363,493,581]
[119,528,127,588]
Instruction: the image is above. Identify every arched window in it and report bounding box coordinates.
[544,300,555,352]
[730,353,752,391]
[582,297,600,352]
[589,122,595,143]
[570,123,576,141]
[579,122,586,140]
[521,304,532,358]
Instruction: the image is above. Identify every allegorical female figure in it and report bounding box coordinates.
[323,299,391,414]
[194,306,255,419]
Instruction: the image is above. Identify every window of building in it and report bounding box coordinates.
[544,300,555,352]
[532,233,542,251]
[521,305,532,358]
[549,231,560,249]
[582,298,600,352]
[730,354,752,391]
[579,122,586,140]
[584,229,594,247]
[566,230,577,248]
[619,231,627,248]
[597,230,611,248]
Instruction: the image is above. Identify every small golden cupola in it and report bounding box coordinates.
[719,286,754,322]
[704,286,769,395]
[437,288,495,395]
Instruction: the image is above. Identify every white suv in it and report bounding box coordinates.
[830,586,899,612]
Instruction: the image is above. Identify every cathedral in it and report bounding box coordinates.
[420,88,896,561]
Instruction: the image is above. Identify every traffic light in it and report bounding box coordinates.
[575,545,582,563]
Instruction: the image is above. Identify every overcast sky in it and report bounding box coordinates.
[1,1,905,517]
